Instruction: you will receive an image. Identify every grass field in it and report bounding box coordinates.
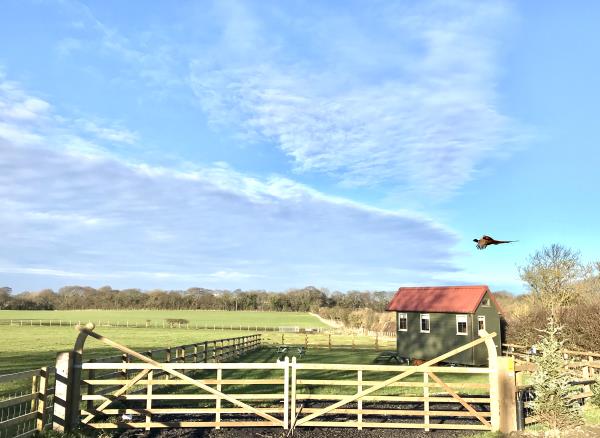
[0,309,328,328]
[0,324,394,374]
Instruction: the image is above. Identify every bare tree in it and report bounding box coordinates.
[0,287,12,309]
[519,244,589,317]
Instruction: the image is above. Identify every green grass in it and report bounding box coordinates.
[0,325,394,375]
[0,326,250,374]
[584,404,600,425]
[0,309,327,328]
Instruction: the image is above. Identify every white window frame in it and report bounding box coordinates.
[478,315,486,331]
[456,314,468,335]
[398,313,408,332]
[420,313,430,333]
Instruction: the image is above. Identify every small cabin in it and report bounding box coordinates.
[386,285,504,366]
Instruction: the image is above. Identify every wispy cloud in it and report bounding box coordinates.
[77,119,138,145]
[189,0,520,197]
[53,0,186,91]
[0,72,460,291]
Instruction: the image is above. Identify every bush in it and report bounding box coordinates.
[165,318,189,327]
[591,379,600,408]
[557,295,600,351]
[505,294,600,352]
[505,301,549,346]
[530,317,583,431]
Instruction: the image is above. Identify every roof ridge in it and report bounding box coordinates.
[398,285,488,289]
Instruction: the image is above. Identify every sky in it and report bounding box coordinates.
[1,0,599,294]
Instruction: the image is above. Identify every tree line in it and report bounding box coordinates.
[0,285,394,313]
[3,243,598,350]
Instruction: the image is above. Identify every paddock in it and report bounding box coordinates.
[1,323,523,437]
[14,323,600,436]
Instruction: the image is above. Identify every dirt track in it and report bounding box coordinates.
[118,427,483,438]
[116,425,600,437]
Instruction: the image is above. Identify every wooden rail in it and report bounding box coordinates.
[0,333,261,437]
[505,343,600,428]
[63,327,513,433]
[0,367,54,438]
[290,359,493,430]
[503,343,600,361]
[1,318,327,332]
[81,361,289,430]
[4,325,518,434]
[1,319,397,341]
[288,331,506,431]
[77,356,500,432]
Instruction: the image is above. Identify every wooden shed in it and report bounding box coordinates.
[386,285,504,366]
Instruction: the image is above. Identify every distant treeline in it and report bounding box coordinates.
[0,285,394,313]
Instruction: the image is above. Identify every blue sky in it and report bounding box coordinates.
[1,0,599,293]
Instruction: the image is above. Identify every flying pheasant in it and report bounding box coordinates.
[473,235,517,250]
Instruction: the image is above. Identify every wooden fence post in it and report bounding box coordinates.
[481,329,500,433]
[497,356,517,433]
[215,367,222,429]
[423,372,429,432]
[290,356,297,427]
[166,348,171,379]
[357,369,363,430]
[52,351,81,432]
[86,359,95,415]
[146,367,153,431]
[121,353,129,380]
[31,373,39,413]
[328,334,331,350]
[583,365,591,396]
[36,366,49,431]
[283,356,290,430]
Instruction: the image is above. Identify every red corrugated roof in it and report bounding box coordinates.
[386,285,502,314]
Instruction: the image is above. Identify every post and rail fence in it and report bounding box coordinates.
[7,324,521,434]
[6,329,599,435]
[0,333,262,437]
[0,318,397,340]
[502,342,600,428]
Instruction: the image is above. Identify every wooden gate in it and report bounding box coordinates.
[53,324,288,431]
[50,325,515,433]
[289,331,506,432]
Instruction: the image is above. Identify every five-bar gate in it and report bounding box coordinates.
[49,324,516,434]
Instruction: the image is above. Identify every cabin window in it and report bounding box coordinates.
[420,314,430,333]
[398,313,408,331]
[482,297,491,307]
[456,314,468,335]
[478,315,486,331]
